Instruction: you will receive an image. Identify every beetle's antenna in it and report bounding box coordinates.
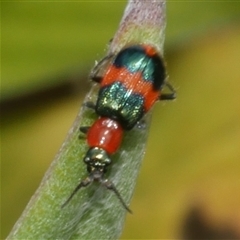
[101,179,132,214]
[61,177,92,208]
[62,174,132,214]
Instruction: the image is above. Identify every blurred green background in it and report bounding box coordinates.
[1,1,240,239]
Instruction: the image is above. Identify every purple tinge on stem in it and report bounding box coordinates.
[109,0,166,54]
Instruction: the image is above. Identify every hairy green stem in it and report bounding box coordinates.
[7,1,166,239]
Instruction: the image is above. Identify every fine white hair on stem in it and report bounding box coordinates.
[6,1,167,239]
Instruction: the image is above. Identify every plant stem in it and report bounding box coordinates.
[6,1,166,239]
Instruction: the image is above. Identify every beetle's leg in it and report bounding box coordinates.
[79,126,90,134]
[159,82,176,100]
[84,101,96,110]
[90,53,114,83]
[79,102,95,135]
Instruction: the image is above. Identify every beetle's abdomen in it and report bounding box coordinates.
[96,45,166,130]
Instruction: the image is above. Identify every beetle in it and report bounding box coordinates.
[62,44,176,213]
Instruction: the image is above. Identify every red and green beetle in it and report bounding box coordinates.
[62,44,176,212]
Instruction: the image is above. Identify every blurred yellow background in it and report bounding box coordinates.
[1,1,240,239]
